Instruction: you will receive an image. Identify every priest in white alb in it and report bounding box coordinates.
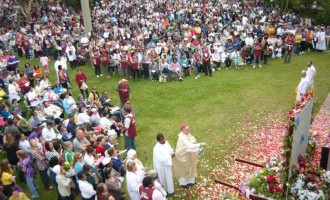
[296,70,310,103]
[153,133,175,195]
[172,124,206,188]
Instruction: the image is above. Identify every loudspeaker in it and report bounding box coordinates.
[320,147,330,170]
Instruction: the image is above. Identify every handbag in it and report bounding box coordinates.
[80,82,88,90]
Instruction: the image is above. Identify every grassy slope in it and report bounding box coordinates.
[2,52,330,199]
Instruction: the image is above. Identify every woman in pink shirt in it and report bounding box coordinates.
[170,58,183,81]
[39,54,49,75]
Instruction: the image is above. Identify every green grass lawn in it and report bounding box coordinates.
[2,52,330,199]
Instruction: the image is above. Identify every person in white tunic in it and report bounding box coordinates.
[126,149,145,178]
[316,28,326,51]
[172,124,206,188]
[8,79,20,102]
[126,161,143,200]
[296,70,310,103]
[306,60,316,89]
[153,133,174,194]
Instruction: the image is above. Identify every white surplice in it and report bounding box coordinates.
[153,141,174,194]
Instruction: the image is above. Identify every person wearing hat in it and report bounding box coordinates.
[172,124,206,188]
[152,133,174,195]
[54,164,75,200]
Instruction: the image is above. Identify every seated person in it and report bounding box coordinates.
[179,58,190,76]
[57,124,72,142]
[0,86,9,101]
[77,94,90,108]
[99,112,117,137]
[28,111,43,128]
[169,58,183,81]
[34,105,47,121]
[39,76,51,91]
[26,87,42,107]
[149,61,160,81]
[1,106,13,119]
[62,92,77,114]
[14,115,32,136]
[77,107,91,126]
[16,73,30,94]
[66,113,77,138]
[240,46,252,64]
[99,91,113,108]
[107,147,126,176]
[43,101,63,119]
[11,99,26,118]
[53,81,66,95]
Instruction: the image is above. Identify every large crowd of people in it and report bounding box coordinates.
[0,0,328,199]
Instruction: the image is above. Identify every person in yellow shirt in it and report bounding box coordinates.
[9,189,29,200]
[294,30,302,55]
[267,24,275,36]
[0,159,23,197]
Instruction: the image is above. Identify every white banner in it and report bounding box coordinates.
[289,99,313,177]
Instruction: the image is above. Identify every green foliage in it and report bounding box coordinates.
[315,0,330,24]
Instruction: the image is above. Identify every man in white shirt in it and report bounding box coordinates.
[27,87,41,107]
[42,121,57,142]
[245,33,254,47]
[54,56,67,81]
[306,60,316,88]
[153,133,174,195]
[296,70,311,103]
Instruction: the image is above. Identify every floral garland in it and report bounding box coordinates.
[242,94,330,200]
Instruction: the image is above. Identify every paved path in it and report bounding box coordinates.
[318,93,330,116]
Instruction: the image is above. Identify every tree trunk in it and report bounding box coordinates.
[18,0,32,23]
[284,0,289,12]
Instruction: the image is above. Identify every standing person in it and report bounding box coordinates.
[30,138,53,190]
[172,124,206,188]
[7,52,19,75]
[316,27,326,53]
[101,50,112,79]
[202,45,212,77]
[58,65,69,89]
[141,51,150,79]
[39,53,49,75]
[306,60,316,93]
[116,79,130,106]
[119,50,129,80]
[122,107,137,151]
[284,33,295,64]
[65,42,77,69]
[16,150,39,199]
[54,165,75,200]
[77,171,96,200]
[3,134,19,166]
[152,133,175,195]
[193,49,201,79]
[253,39,262,68]
[92,48,102,78]
[126,161,143,200]
[296,70,310,103]
[75,69,89,98]
[130,52,140,81]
